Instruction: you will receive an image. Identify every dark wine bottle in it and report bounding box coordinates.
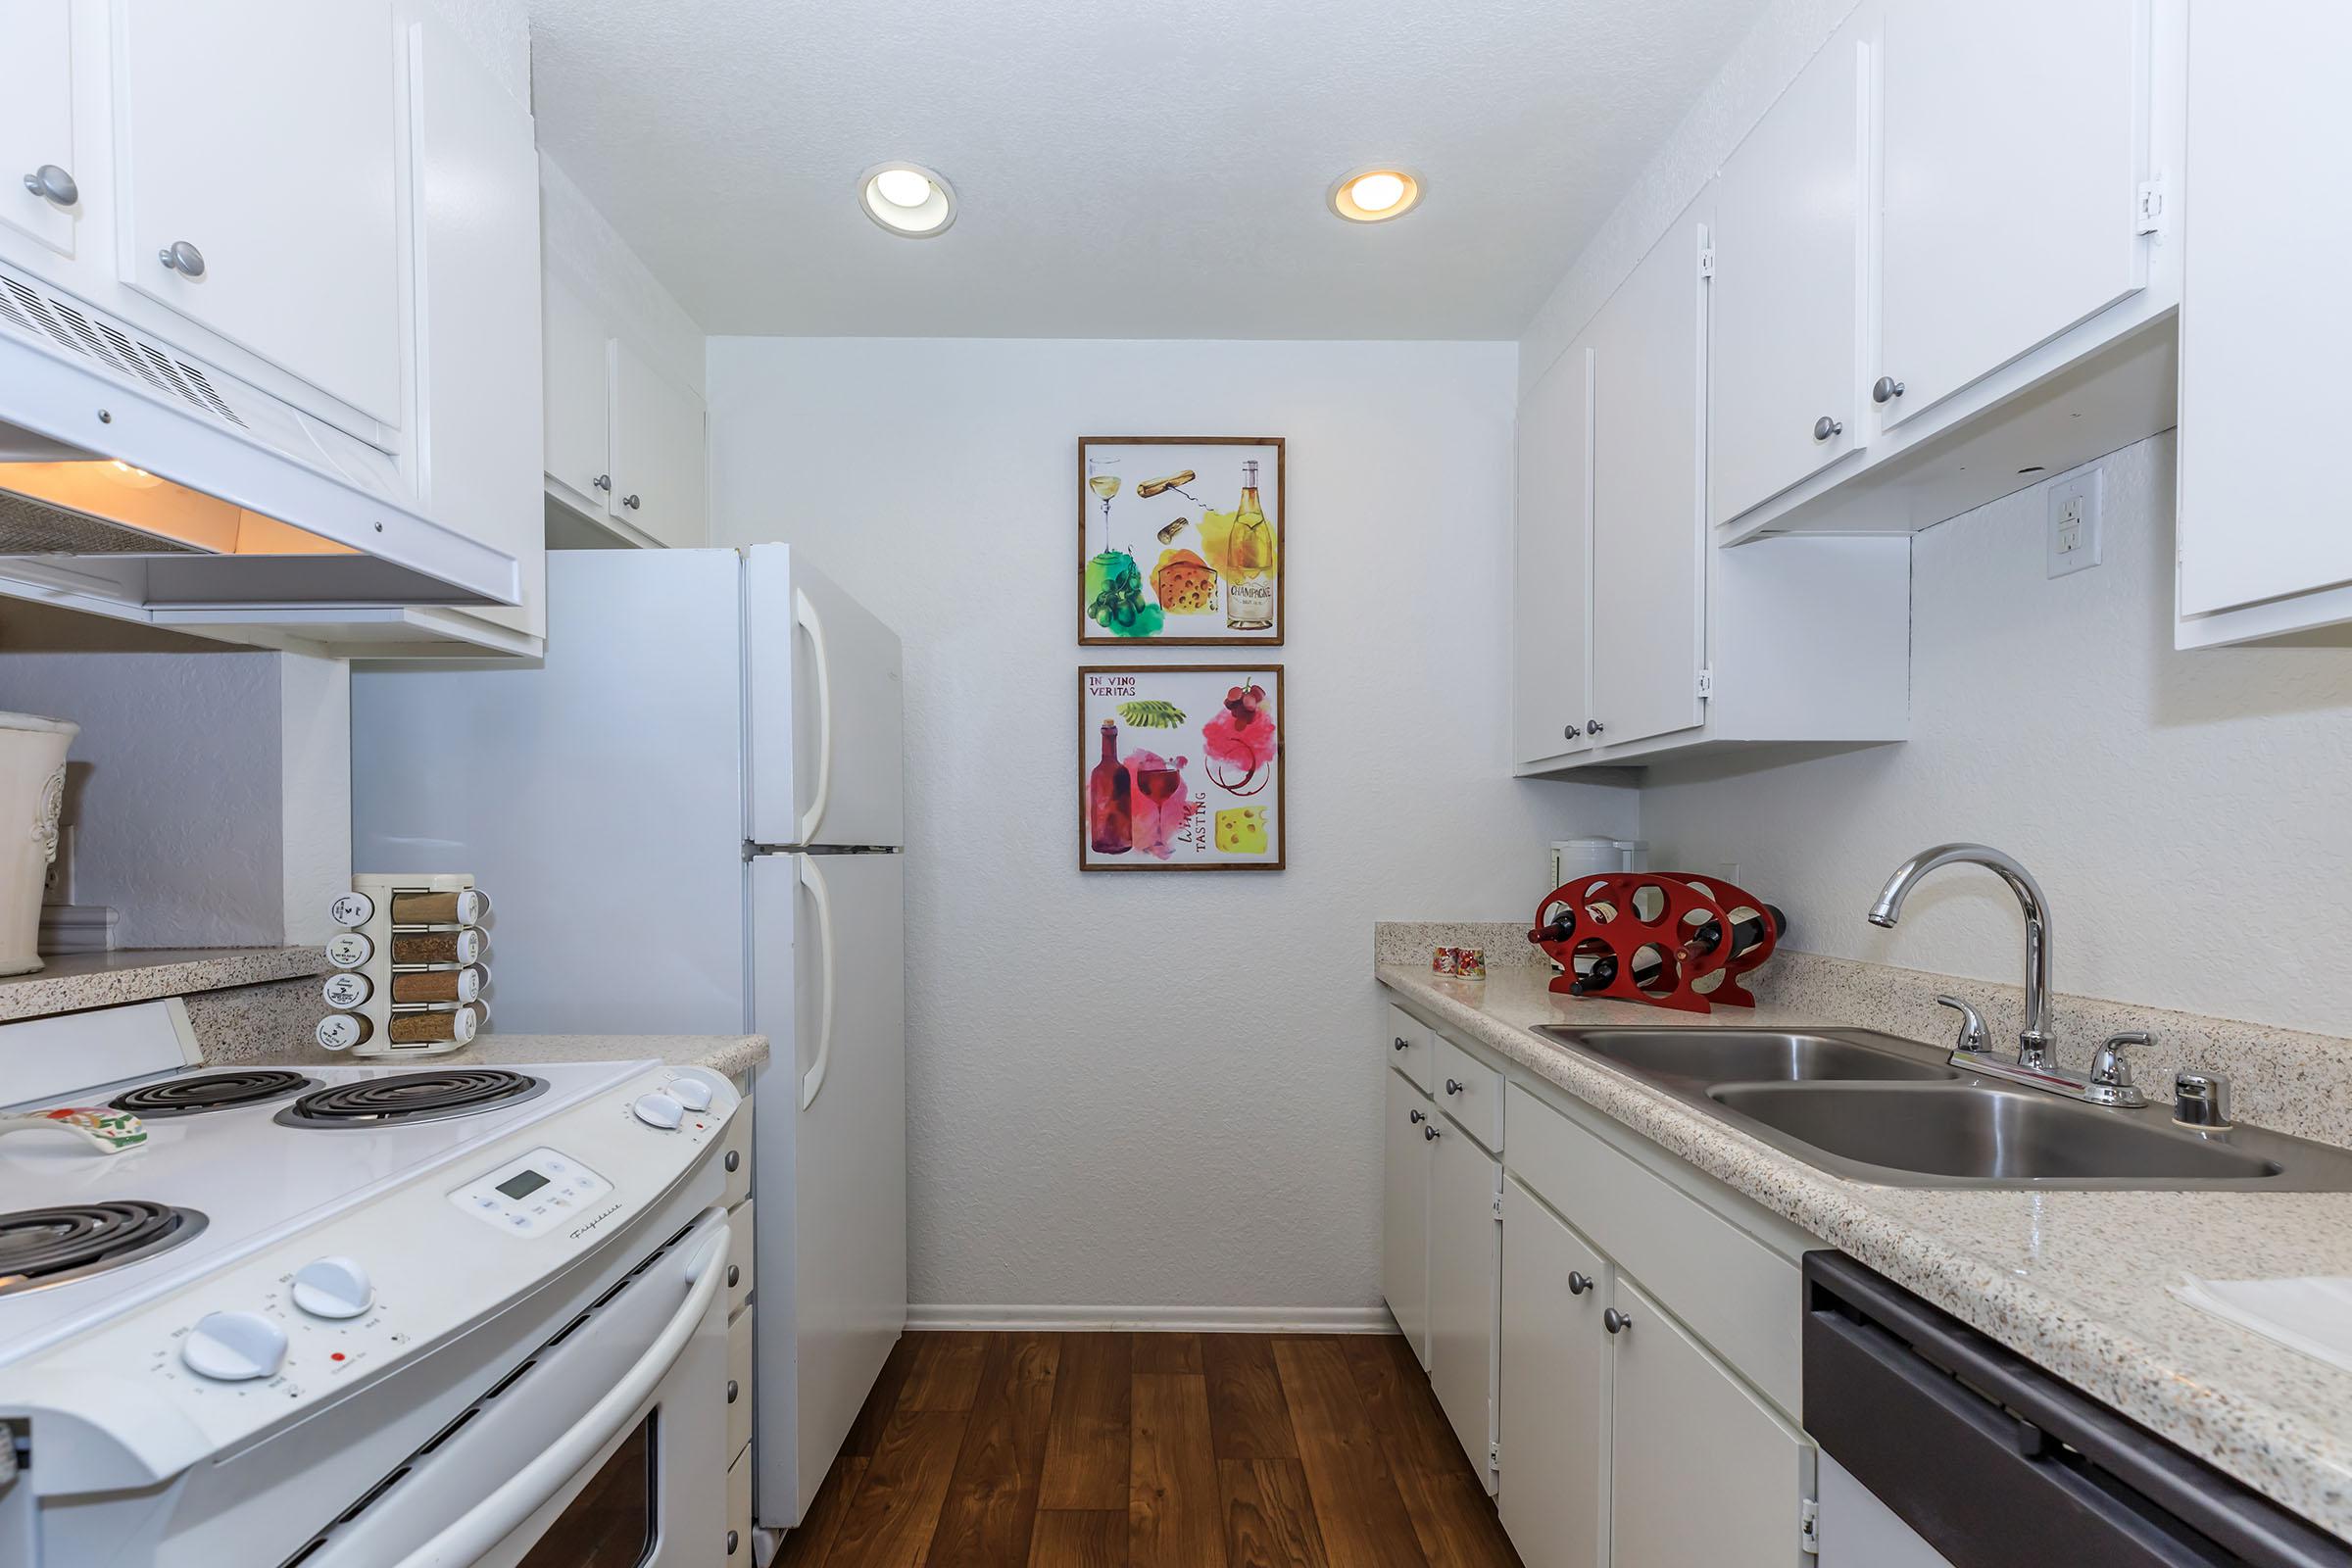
[1569,906,1787,995]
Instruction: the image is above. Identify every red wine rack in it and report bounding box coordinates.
[1526,871,1783,1014]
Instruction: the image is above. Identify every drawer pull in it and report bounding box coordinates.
[1393,1036,1410,1052]
[726,1265,741,1289]
[726,1379,739,1403]
[1445,1078,1465,1096]
[1423,1124,1441,1142]
[1408,1108,1426,1125]
[1604,1307,1633,1336]
[724,1150,741,1172]
[1568,1271,1593,1297]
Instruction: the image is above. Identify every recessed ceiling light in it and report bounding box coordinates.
[860,162,956,237]
[1328,167,1422,223]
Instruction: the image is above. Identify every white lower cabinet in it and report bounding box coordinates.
[1498,1179,1609,1568]
[1426,1110,1501,1494]
[1382,1066,1434,1365]
[1608,1272,1811,1566]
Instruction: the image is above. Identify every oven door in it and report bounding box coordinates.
[303,1207,732,1568]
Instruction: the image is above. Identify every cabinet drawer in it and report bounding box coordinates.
[1505,1084,1799,1414]
[726,1440,753,1562]
[725,1198,755,1316]
[1434,1033,1503,1152]
[726,1303,754,1463]
[721,1098,754,1208]
[1386,1004,1433,1094]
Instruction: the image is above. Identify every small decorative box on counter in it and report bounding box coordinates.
[319,872,492,1055]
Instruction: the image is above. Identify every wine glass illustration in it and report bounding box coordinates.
[1089,472,1120,550]
[1136,756,1188,858]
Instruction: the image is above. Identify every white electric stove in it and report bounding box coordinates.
[0,999,745,1568]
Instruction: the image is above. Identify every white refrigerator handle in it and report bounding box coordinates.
[799,856,837,1111]
[795,587,834,846]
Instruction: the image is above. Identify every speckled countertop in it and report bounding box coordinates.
[0,947,327,1020]
[1379,953,2352,1541]
[218,1031,770,1081]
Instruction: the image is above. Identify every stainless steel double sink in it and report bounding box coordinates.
[1532,1025,2352,1191]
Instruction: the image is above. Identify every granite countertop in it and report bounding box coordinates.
[1378,958,2352,1542]
[0,947,327,1021]
[230,1032,770,1081]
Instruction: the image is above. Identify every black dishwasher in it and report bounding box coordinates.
[1803,1252,2352,1567]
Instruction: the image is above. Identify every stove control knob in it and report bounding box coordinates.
[670,1077,713,1113]
[291,1256,374,1319]
[181,1310,287,1382]
[632,1092,684,1130]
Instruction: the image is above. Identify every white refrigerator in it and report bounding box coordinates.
[350,543,906,1532]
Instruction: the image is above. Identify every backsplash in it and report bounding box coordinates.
[1375,921,2352,1150]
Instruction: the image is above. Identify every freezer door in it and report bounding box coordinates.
[749,851,906,1527]
[745,545,906,848]
[351,548,750,1033]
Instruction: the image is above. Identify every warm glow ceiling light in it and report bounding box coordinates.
[1328,167,1422,223]
[859,162,956,237]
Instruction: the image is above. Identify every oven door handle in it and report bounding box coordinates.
[388,1210,731,1568]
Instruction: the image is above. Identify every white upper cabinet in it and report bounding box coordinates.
[609,339,708,549]
[1,2,79,258]
[2173,2,2352,644]
[1877,0,2151,428]
[1512,341,1594,767]
[1590,201,1709,753]
[542,271,612,509]
[1708,29,1867,525]
[113,0,405,427]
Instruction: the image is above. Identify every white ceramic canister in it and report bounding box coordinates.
[0,712,77,976]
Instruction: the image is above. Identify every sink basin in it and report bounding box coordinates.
[1709,1083,2290,1184]
[1540,1027,1958,1086]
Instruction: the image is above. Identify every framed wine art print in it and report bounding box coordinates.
[1079,665,1284,872]
[1078,436,1284,646]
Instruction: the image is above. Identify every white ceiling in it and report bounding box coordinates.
[526,0,1777,340]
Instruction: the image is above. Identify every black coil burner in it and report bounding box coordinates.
[0,1200,209,1297]
[110,1069,317,1118]
[274,1069,547,1130]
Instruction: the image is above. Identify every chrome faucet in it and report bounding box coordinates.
[1868,843,2147,1108]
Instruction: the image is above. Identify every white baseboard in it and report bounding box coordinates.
[905,1302,1397,1335]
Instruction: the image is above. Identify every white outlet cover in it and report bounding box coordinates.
[2046,465,2104,578]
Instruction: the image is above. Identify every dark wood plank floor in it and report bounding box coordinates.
[781,1331,1523,1568]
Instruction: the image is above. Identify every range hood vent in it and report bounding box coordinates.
[0,258,517,617]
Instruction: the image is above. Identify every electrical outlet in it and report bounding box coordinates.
[2046,465,2104,578]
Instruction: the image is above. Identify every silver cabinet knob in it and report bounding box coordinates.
[622,493,642,510]
[1563,724,1576,740]
[1603,1307,1633,1335]
[1408,1108,1426,1125]
[1585,720,1605,737]
[22,165,76,207]
[1423,1124,1440,1142]
[592,473,612,491]
[1445,1078,1464,1097]
[1872,375,1905,404]
[1813,415,1843,441]
[158,240,206,277]
[1568,1270,1593,1296]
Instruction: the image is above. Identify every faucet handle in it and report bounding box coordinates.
[1935,995,1989,1054]
[2173,1070,2233,1130]
[2086,1032,2151,1107]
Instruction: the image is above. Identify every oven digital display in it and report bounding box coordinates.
[497,1169,550,1200]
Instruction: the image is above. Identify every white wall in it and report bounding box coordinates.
[0,649,351,948]
[706,337,1636,1316]
[1645,433,2352,1036]
[541,155,707,396]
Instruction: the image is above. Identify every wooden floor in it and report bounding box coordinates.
[780,1331,1525,1568]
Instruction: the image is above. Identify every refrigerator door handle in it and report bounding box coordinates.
[799,855,837,1111]
[795,587,834,846]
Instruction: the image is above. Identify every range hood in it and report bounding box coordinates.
[0,262,518,619]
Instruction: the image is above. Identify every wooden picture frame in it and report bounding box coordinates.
[1079,664,1285,872]
[1078,436,1285,647]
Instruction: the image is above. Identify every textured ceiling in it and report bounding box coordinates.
[526,0,1778,339]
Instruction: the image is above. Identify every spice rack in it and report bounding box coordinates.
[318,872,491,1056]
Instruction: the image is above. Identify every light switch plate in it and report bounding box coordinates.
[2046,465,2104,578]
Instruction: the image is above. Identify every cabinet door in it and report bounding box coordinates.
[407,7,543,639]
[1709,32,1866,524]
[0,0,78,258]
[1514,341,1594,765]
[1498,1179,1609,1568]
[1878,0,2149,427]
[609,339,708,547]
[1426,1117,1500,1493]
[542,272,612,510]
[1383,1069,1434,1365]
[1591,202,1708,751]
[1608,1274,1810,1567]
[114,0,405,424]
[2176,3,2352,620]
